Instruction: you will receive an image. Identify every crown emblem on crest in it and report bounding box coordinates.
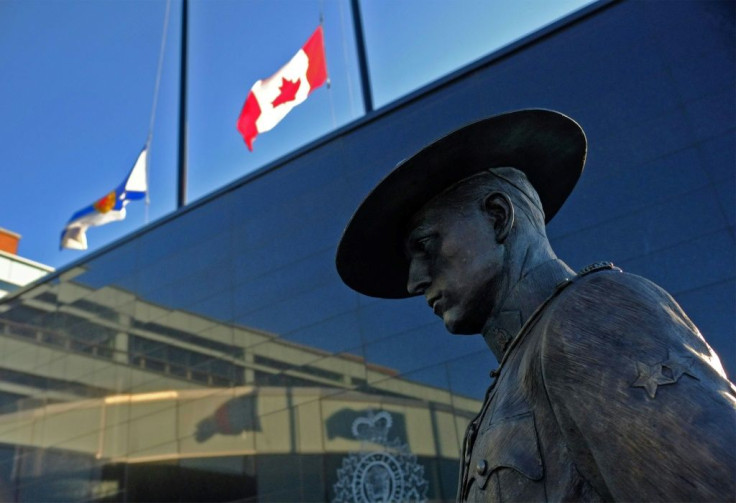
[351,410,392,444]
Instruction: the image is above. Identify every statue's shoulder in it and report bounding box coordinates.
[538,260,729,399]
[554,261,677,310]
[543,262,700,344]
[536,263,736,501]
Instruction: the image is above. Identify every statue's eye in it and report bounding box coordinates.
[415,235,434,253]
[405,230,437,259]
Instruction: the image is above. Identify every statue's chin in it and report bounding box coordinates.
[443,314,481,336]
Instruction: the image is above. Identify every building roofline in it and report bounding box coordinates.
[0,228,21,239]
[0,250,55,272]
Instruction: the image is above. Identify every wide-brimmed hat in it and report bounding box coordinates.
[336,109,586,299]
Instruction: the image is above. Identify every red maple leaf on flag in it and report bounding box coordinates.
[271,77,301,107]
[236,26,328,151]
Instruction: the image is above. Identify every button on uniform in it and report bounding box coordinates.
[476,459,488,476]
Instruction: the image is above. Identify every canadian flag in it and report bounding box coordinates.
[237,26,328,151]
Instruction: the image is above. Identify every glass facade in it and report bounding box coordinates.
[0,243,484,501]
[0,133,493,501]
[0,1,733,501]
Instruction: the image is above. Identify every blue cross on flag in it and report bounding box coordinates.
[60,147,148,250]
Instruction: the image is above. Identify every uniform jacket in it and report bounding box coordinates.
[459,260,736,502]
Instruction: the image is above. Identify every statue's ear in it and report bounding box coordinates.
[483,192,514,243]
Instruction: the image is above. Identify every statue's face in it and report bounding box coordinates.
[404,193,505,335]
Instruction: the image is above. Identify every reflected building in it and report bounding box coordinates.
[0,1,733,501]
[0,278,474,501]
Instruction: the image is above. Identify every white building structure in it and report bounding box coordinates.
[0,228,53,298]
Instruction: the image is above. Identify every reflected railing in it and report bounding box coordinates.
[0,318,115,360]
[0,317,242,389]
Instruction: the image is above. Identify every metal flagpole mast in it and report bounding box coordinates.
[146,0,172,224]
[349,0,373,114]
[177,0,189,208]
[319,0,338,129]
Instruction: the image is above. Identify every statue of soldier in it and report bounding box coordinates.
[336,110,736,502]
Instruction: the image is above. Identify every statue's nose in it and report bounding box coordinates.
[407,259,431,295]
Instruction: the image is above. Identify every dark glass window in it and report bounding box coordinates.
[129,336,244,386]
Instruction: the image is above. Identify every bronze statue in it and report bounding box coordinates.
[336,110,736,502]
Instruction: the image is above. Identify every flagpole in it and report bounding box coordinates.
[350,0,373,114]
[177,0,189,208]
[146,0,172,224]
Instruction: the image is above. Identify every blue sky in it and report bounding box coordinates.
[0,0,593,270]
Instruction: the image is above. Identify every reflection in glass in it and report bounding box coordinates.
[0,272,480,501]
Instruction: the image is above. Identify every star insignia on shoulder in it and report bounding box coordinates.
[632,351,697,399]
[632,362,674,398]
[661,351,698,382]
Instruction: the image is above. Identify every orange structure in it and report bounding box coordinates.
[0,228,20,255]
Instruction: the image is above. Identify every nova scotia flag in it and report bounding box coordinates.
[61,147,148,250]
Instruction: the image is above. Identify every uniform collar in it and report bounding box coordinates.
[482,258,574,361]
